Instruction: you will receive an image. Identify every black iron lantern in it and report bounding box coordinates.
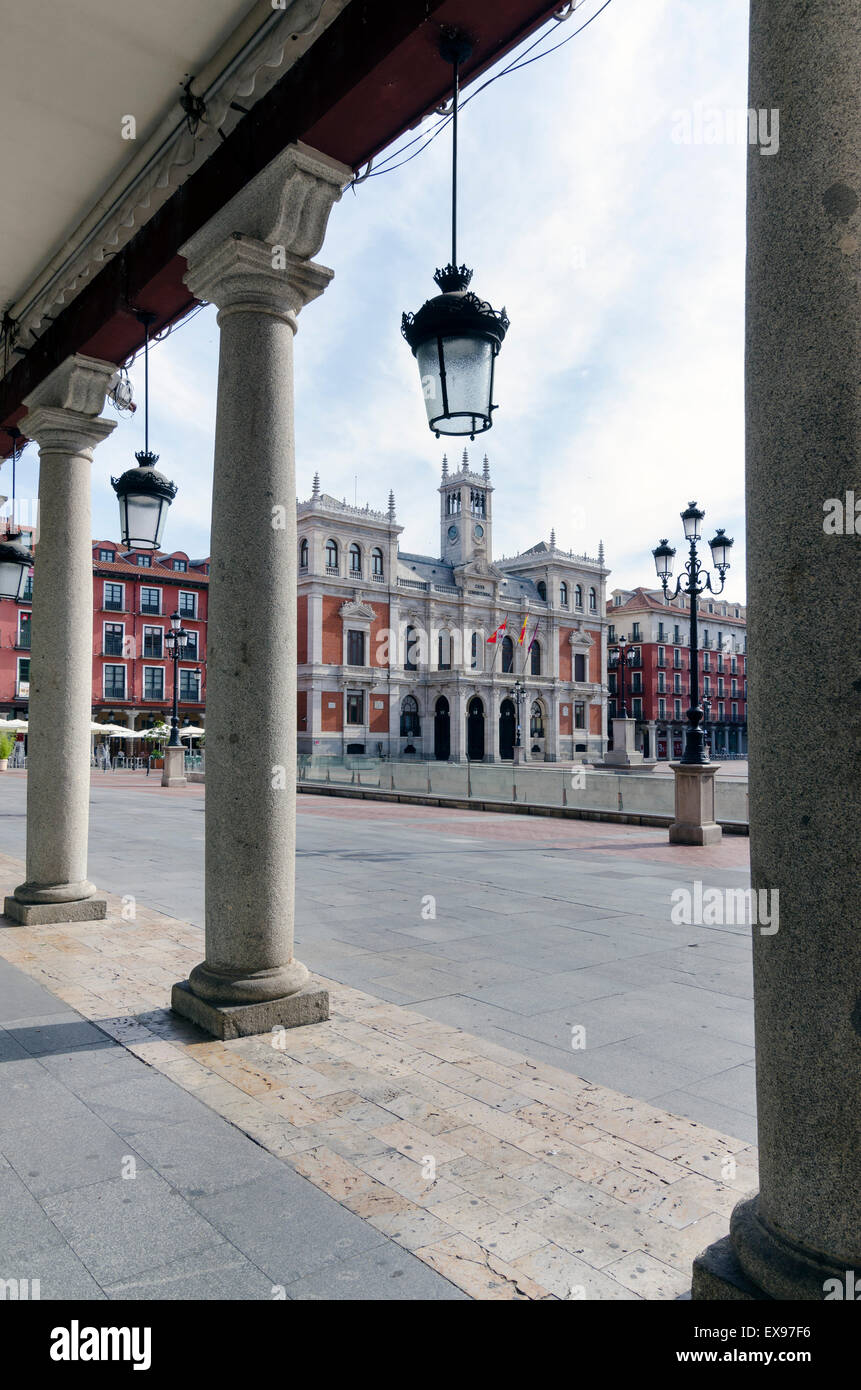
[708,527,733,571]
[681,500,705,541]
[111,312,176,550]
[652,538,676,580]
[401,32,509,439]
[0,426,34,600]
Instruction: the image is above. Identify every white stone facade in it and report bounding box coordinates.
[297,452,609,762]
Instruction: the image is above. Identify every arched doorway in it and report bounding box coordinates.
[434,696,450,761]
[499,698,516,761]
[467,697,485,761]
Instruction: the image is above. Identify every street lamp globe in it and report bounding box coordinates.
[681,501,705,541]
[652,538,675,580]
[708,527,734,571]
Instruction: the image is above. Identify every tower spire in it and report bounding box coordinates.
[550,527,556,549]
[388,490,396,521]
[311,472,320,499]
[482,453,490,481]
[461,447,469,471]
[598,538,605,565]
[441,453,448,479]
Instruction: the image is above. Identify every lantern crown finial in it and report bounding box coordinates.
[434,263,473,294]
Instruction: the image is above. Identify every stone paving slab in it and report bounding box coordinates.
[0,851,757,1301]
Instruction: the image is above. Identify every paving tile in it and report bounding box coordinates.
[415,1233,551,1300]
[0,1111,149,1199]
[104,1247,276,1301]
[602,1250,691,1300]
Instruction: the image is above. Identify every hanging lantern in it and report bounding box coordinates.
[401,32,509,439]
[111,312,176,549]
[0,426,34,599]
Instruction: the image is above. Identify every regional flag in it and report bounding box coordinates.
[518,616,528,646]
[486,620,507,644]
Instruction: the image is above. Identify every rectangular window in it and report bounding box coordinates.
[104,665,126,699]
[137,554,151,567]
[674,698,682,720]
[732,702,738,721]
[346,692,364,725]
[657,646,665,667]
[632,697,643,720]
[437,632,451,670]
[173,559,187,572]
[719,701,725,721]
[184,629,198,660]
[104,582,124,611]
[658,697,666,720]
[658,672,665,693]
[632,622,641,640]
[99,549,115,562]
[104,623,124,657]
[17,657,30,696]
[20,573,33,602]
[574,702,585,729]
[347,630,366,667]
[673,648,681,668]
[657,623,665,642]
[703,651,710,670]
[179,590,197,618]
[17,612,31,649]
[179,670,200,702]
[143,666,164,700]
[143,626,163,658]
[607,625,615,642]
[632,672,642,693]
[574,652,586,682]
[673,625,680,644]
[674,673,681,693]
[608,699,617,720]
[140,587,161,615]
[608,673,617,695]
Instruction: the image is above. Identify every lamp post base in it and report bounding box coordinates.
[161,744,186,788]
[669,761,722,844]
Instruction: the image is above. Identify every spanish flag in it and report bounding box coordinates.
[486,620,507,644]
[518,616,529,646]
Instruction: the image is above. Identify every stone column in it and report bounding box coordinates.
[4,355,115,925]
[170,143,350,1039]
[694,0,861,1300]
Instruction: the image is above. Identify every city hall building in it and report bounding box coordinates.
[297,452,609,762]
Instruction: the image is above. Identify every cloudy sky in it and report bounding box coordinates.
[15,0,751,599]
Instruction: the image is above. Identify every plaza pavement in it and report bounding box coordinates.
[0,772,759,1300]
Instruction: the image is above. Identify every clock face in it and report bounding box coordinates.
[474,524,485,540]
[447,525,458,542]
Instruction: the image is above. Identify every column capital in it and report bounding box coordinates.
[21,405,116,459]
[21,353,117,457]
[23,352,116,417]
[183,234,333,326]
[180,141,350,320]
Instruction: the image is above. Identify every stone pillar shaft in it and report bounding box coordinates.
[694,0,861,1299]
[171,143,349,1036]
[4,355,115,925]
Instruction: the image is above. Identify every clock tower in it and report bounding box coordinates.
[439,449,493,567]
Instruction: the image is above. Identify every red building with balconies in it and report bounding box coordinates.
[606,586,747,760]
[0,540,209,740]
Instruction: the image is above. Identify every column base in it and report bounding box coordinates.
[669,822,723,845]
[691,1236,770,1300]
[171,979,329,1039]
[3,894,107,925]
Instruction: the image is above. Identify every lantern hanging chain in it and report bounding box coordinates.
[143,318,149,456]
[355,0,613,185]
[451,54,460,268]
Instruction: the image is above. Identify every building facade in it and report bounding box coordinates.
[606,586,747,760]
[297,452,609,761]
[0,538,209,736]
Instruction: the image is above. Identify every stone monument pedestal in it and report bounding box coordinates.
[669,762,722,844]
[161,744,187,788]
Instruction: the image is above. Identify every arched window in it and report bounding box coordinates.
[530,701,545,738]
[299,538,308,569]
[349,542,362,574]
[400,695,420,737]
[371,547,383,577]
[438,631,451,670]
[501,635,514,673]
[588,586,597,612]
[560,581,568,607]
[325,539,338,571]
[404,625,418,671]
[575,584,583,609]
[537,580,547,601]
[530,641,541,676]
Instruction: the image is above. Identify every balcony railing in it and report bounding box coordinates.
[325,565,339,576]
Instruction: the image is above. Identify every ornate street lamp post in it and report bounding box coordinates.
[111,312,177,549]
[164,611,190,748]
[509,678,525,760]
[653,503,733,766]
[608,634,638,720]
